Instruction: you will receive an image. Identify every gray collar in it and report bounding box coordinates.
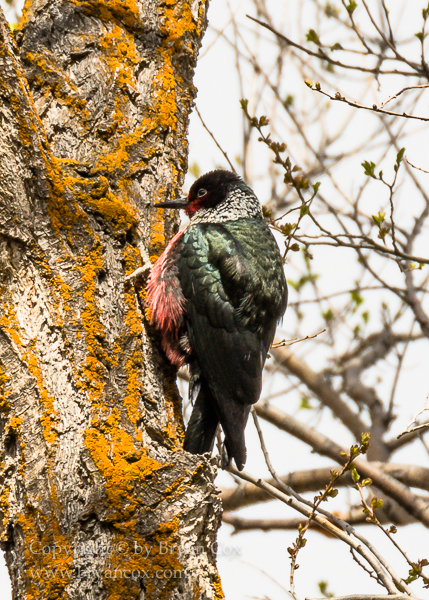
[189,187,262,225]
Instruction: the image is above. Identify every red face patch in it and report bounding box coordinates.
[184,189,210,216]
[185,196,207,216]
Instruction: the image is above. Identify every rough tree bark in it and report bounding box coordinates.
[0,1,223,598]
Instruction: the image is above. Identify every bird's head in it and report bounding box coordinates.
[155,170,262,222]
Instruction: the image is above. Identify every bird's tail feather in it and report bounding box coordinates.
[220,403,251,471]
[183,382,219,455]
[184,369,250,471]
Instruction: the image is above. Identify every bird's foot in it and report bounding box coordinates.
[221,444,231,470]
[123,241,152,283]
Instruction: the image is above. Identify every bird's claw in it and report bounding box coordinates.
[123,241,152,283]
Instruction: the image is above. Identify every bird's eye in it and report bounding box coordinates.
[197,188,207,198]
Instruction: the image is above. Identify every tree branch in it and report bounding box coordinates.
[228,466,405,595]
[256,403,429,527]
[246,14,418,77]
[221,463,429,512]
[306,595,421,600]
[270,345,368,440]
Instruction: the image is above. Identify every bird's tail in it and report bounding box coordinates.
[183,380,219,456]
[219,403,251,471]
[183,367,251,471]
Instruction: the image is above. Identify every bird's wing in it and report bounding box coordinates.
[179,224,266,405]
[178,222,280,468]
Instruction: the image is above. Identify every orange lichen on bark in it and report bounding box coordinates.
[123,349,142,424]
[8,416,23,430]
[45,159,89,241]
[17,503,73,600]
[75,241,112,407]
[161,376,185,450]
[149,208,167,258]
[0,366,10,413]
[94,123,155,173]
[155,0,200,135]
[99,24,139,88]
[212,573,225,599]
[22,350,59,445]
[121,274,144,423]
[153,50,178,131]
[148,180,184,260]
[79,244,104,342]
[11,438,74,598]
[162,0,197,45]
[19,0,141,31]
[69,0,141,30]
[63,174,138,233]
[0,368,13,540]
[121,242,142,279]
[7,91,33,150]
[0,301,59,443]
[0,303,23,350]
[29,243,73,320]
[85,409,164,520]
[23,50,89,114]
[1,47,89,249]
[101,516,185,599]
[0,485,10,542]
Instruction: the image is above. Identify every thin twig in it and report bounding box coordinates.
[405,157,429,174]
[397,395,429,439]
[246,15,417,77]
[397,421,429,439]
[380,85,429,109]
[306,596,420,600]
[271,329,326,348]
[195,106,237,173]
[227,466,402,595]
[306,83,429,122]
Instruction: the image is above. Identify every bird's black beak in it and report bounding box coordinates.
[154,197,188,209]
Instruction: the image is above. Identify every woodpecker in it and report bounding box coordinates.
[147,170,287,470]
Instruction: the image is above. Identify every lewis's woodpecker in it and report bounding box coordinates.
[147,170,288,470]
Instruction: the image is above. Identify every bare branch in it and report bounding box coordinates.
[306,82,429,123]
[227,466,406,595]
[222,511,417,534]
[397,396,429,439]
[398,422,429,438]
[221,464,429,512]
[380,85,429,109]
[246,15,418,77]
[271,328,326,348]
[306,595,421,600]
[256,403,429,527]
[405,157,429,174]
[270,345,368,440]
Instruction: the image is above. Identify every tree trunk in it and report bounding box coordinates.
[0,1,223,598]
